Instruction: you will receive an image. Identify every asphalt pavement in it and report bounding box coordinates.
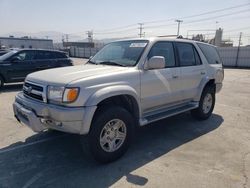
[0,64,249,188]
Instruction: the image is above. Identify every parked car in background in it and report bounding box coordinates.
[0,50,10,56]
[0,49,73,88]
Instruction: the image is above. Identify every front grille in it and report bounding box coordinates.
[23,82,45,102]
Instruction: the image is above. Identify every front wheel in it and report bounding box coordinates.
[82,106,134,163]
[191,86,215,120]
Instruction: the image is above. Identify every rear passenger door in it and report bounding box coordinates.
[140,41,183,112]
[175,42,206,100]
[34,51,55,71]
[53,52,71,67]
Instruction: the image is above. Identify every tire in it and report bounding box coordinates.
[0,76,4,89]
[191,86,215,120]
[81,106,134,163]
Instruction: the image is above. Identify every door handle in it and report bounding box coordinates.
[201,71,206,75]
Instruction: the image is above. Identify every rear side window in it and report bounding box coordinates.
[176,43,196,66]
[54,52,67,58]
[35,51,54,60]
[197,43,221,64]
[148,42,176,67]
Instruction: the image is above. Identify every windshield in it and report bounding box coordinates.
[90,40,148,67]
[0,50,18,61]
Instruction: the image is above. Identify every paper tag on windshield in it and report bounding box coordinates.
[129,43,147,48]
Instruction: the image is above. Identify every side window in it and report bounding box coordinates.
[148,42,175,67]
[176,43,196,66]
[55,52,67,58]
[194,48,202,65]
[197,43,221,64]
[35,51,54,60]
[12,51,36,61]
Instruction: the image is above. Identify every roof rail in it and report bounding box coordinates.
[157,35,178,38]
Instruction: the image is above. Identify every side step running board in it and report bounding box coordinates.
[139,103,198,126]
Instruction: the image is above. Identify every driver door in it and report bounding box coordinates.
[7,50,37,82]
[140,41,183,113]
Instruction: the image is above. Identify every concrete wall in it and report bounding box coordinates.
[0,37,53,49]
[69,45,250,68]
[218,47,250,68]
[69,46,100,58]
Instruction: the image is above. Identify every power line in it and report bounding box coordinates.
[143,2,250,24]
[94,24,137,33]
[94,27,136,35]
[143,9,249,30]
[67,3,250,36]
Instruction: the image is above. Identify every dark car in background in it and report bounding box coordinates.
[0,50,10,56]
[0,49,73,88]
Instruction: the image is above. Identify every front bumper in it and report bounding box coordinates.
[13,92,96,134]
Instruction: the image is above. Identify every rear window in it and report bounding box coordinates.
[54,52,67,58]
[197,43,221,64]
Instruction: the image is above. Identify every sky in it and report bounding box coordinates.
[0,0,250,45]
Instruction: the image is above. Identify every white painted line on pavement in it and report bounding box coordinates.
[0,134,67,154]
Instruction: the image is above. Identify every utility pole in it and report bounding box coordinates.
[86,31,93,43]
[175,19,183,36]
[65,34,69,42]
[138,23,144,38]
[235,32,242,67]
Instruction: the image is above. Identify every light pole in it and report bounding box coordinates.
[175,19,183,36]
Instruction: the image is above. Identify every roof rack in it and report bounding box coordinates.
[157,35,178,38]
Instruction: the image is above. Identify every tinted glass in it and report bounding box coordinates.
[12,51,36,61]
[148,42,175,67]
[197,43,221,64]
[0,50,18,61]
[35,51,54,60]
[194,48,202,65]
[55,52,67,58]
[176,43,196,66]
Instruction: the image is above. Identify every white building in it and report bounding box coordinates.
[0,37,53,49]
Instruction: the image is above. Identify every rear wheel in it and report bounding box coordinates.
[191,86,215,120]
[81,106,134,163]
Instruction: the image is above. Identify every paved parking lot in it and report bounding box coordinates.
[0,66,250,188]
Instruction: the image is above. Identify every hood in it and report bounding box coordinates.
[26,64,127,85]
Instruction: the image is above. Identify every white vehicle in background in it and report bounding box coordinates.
[13,37,224,163]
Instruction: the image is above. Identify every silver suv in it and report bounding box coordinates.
[13,38,224,163]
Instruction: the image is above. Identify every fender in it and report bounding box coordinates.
[85,85,141,111]
[193,76,212,101]
[80,85,141,134]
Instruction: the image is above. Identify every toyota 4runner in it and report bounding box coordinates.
[13,38,224,163]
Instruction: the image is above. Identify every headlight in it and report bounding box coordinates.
[48,86,65,103]
[47,86,80,103]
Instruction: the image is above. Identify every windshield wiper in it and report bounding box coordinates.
[98,61,126,67]
[87,60,98,65]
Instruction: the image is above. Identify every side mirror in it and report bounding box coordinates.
[144,56,165,70]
